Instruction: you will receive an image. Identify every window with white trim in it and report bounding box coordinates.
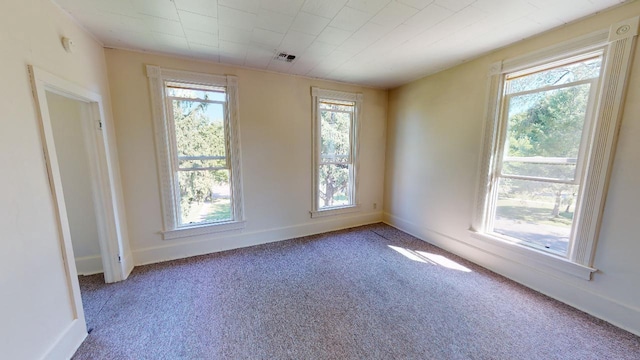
[147,66,244,239]
[472,17,638,279]
[488,52,602,256]
[311,88,362,218]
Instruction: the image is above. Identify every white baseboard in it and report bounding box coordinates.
[133,211,383,266]
[383,212,640,337]
[42,319,86,360]
[74,255,103,275]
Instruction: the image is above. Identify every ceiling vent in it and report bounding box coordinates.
[273,51,296,63]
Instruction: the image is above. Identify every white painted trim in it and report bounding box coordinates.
[81,102,118,281]
[134,211,383,266]
[467,231,596,280]
[146,65,176,231]
[147,65,229,86]
[310,204,361,218]
[75,255,104,276]
[146,65,245,238]
[30,66,128,283]
[310,87,363,215]
[29,70,86,336]
[163,220,246,240]
[30,65,130,357]
[311,87,363,102]
[383,212,640,337]
[41,319,87,360]
[573,16,639,265]
[226,75,245,224]
[472,16,639,273]
[608,16,639,42]
[471,61,504,232]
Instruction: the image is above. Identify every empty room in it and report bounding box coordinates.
[2,0,640,359]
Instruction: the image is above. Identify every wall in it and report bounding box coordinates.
[384,2,640,335]
[0,0,130,358]
[47,91,103,275]
[105,49,387,265]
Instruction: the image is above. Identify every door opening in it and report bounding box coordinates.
[29,65,131,355]
[46,91,106,278]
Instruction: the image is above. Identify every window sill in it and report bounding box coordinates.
[468,231,597,280]
[162,220,246,240]
[310,205,361,218]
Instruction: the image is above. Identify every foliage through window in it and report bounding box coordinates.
[311,88,362,216]
[319,99,354,208]
[487,53,602,256]
[167,82,232,226]
[147,66,244,239]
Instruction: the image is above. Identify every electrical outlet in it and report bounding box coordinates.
[373,203,377,210]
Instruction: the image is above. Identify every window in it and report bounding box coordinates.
[472,17,638,279]
[147,66,244,239]
[489,53,602,256]
[311,87,362,218]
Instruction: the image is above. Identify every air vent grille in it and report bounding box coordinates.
[273,51,297,63]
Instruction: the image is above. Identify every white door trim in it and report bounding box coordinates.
[28,65,127,358]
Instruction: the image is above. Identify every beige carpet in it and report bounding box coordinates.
[73,224,640,359]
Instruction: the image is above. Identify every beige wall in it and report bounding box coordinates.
[105,49,387,264]
[385,2,640,335]
[4,0,637,357]
[48,91,103,275]
[0,0,127,358]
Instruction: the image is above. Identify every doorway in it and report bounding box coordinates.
[29,65,131,355]
[46,91,105,277]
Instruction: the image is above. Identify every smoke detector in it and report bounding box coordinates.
[273,51,297,63]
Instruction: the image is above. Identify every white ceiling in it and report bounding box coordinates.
[54,0,628,88]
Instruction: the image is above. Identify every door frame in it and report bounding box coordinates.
[30,65,125,282]
[29,64,129,357]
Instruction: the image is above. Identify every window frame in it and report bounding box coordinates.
[499,61,601,185]
[471,17,638,280]
[486,52,603,257]
[147,65,245,240]
[310,87,363,218]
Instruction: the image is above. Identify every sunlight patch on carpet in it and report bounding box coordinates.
[388,245,472,272]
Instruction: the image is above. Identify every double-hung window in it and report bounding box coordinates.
[311,88,362,217]
[488,53,602,256]
[147,66,244,239]
[472,17,638,279]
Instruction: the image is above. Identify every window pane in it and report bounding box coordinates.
[321,110,351,160]
[491,178,578,256]
[506,56,601,94]
[318,164,351,209]
[505,83,591,164]
[502,162,576,180]
[173,100,227,163]
[178,169,232,226]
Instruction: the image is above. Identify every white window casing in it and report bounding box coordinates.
[310,87,363,218]
[471,16,638,280]
[146,65,245,240]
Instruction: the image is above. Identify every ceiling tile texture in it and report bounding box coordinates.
[54,0,628,88]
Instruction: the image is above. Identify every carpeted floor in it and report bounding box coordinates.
[73,224,640,359]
